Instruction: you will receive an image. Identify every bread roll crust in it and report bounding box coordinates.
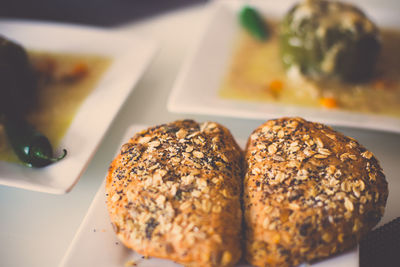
[244,117,388,267]
[106,120,243,267]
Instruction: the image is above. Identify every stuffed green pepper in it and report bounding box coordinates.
[280,0,381,82]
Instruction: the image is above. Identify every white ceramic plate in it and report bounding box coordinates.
[167,0,400,133]
[59,124,380,267]
[0,20,157,194]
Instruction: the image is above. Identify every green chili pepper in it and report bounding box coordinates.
[239,6,269,41]
[4,114,67,168]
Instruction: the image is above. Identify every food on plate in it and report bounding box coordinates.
[243,117,388,267]
[0,36,37,115]
[220,1,400,116]
[4,115,67,167]
[0,36,66,167]
[239,6,270,41]
[0,35,110,166]
[106,120,243,267]
[280,0,381,82]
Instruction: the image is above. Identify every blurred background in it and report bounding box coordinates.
[0,0,208,26]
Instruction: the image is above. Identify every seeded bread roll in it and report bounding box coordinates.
[244,117,388,267]
[106,120,243,267]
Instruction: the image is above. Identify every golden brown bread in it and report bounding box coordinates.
[106,120,243,267]
[244,117,388,267]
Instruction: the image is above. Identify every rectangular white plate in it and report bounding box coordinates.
[0,20,157,194]
[60,124,400,267]
[167,0,400,134]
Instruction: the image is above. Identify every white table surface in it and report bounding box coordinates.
[1,1,399,267]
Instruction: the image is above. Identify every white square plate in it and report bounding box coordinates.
[0,20,157,194]
[167,0,400,133]
[60,124,400,267]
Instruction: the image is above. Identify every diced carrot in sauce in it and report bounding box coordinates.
[267,79,283,97]
[372,79,394,90]
[71,62,89,77]
[61,62,89,82]
[269,79,283,93]
[373,80,386,90]
[320,97,338,109]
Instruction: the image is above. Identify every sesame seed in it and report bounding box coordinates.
[148,140,161,148]
[268,144,278,154]
[344,197,354,211]
[193,151,204,159]
[361,151,373,159]
[175,129,187,139]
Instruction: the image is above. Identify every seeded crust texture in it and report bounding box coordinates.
[106,120,243,267]
[244,117,388,267]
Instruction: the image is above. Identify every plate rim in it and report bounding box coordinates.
[59,124,147,267]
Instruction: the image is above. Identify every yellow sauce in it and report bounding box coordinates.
[219,21,400,117]
[0,52,111,163]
